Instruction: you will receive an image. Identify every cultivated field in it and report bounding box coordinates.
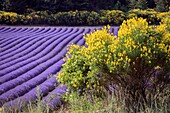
[0,26,119,109]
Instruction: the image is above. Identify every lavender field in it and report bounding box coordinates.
[0,26,119,109]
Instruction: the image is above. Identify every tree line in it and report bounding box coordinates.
[0,0,170,13]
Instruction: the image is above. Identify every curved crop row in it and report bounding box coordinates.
[0,26,119,109]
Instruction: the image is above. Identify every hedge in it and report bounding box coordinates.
[0,9,169,26]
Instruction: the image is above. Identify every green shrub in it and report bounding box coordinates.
[128,0,148,10]
[57,26,116,97]
[110,18,170,110]
[154,0,169,12]
[60,88,169,113]
[27,11,49,25]
[127,9,159,24]
[52,11,76,25]
[0,9,170,26]
[157,11,170,22]
[103,10,125,25]
[57,18,170,112]
[50,11,100,26]
[86,11,100,26]
[58,45,89,93]
[0,11,18,24]
[74,11,93,25]
[99,10,109,25]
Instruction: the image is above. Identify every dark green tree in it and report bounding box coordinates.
[0,0,3,10]
[2,0,28,13]
[136,0,148,9]
[128,0,148,10]
[154,0,169,12]
[1,0,10,11]
[128,0,136,9]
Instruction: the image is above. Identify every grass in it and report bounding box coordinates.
[1,86,169,113]
[62,88,169,113]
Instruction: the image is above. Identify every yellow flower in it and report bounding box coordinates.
[73,83,77,87]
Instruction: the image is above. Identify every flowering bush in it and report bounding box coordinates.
[108,17,169,73]
[105,10,125,25]
[57,45,88,92]
[157,11,170,22]
[0,11,18,24]
[127,9,158,24]
[107,18,170,107]
[57,18,170,109]
[57,28,116,97]
[0,9,169,26]
[99,10,125,25]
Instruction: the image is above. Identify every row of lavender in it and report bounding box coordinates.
[0,26,119,109]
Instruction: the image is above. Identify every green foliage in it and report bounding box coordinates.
[127,9,159,24]
[27,10,49,24]
[86,11,100,25]
[0,9,170,26]
[0,0,170,14]
[109,18,169,111]
[157,10,170,22]
[99,10,125,25]
[2,0,28,13]
[0,11,18,24]
[57,27,116,98]
[57,18,170,111]
[1,0,10,11]
[58,45,89,93]
[61,88,169,113]
[61,92,103,113]
[50,11,100,26]
[128,0,148,10]
[154,0,169,12]
[127,8,170,25]
[10,0,28,13]
[137,0,148,9]
[73,11,100,26]
[1,88,169,113]
[105,10,125,25]
[128,0,137,9]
